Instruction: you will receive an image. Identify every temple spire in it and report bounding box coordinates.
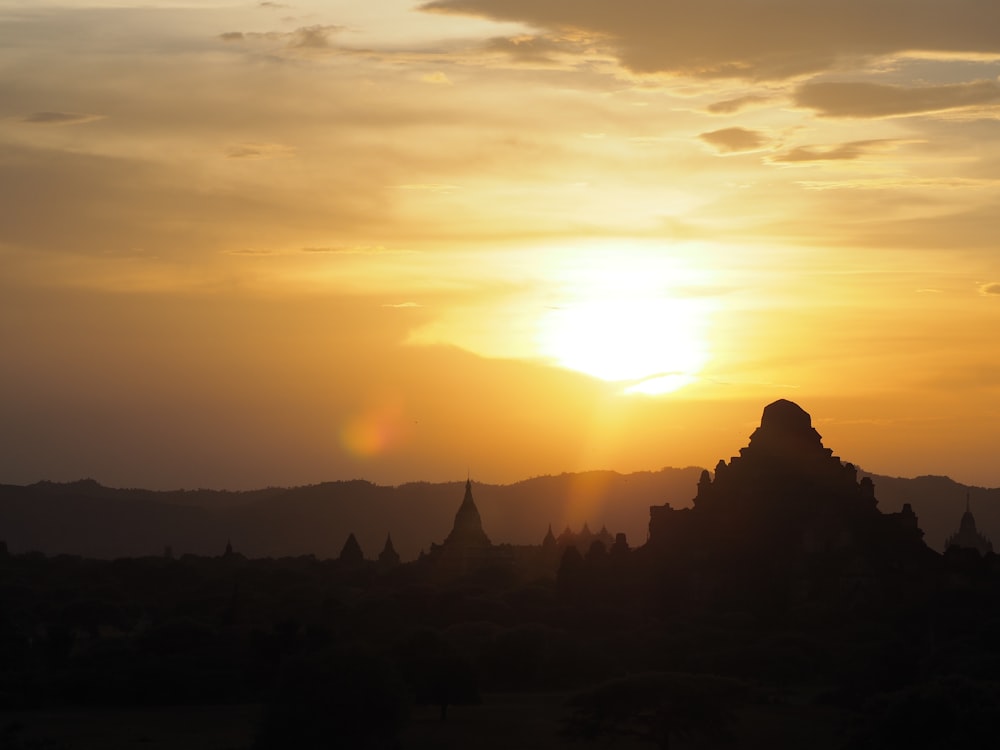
[378,533,400,567]
[444,478,490,548]
[543,524,556,547]
[946,491,993,555]
[339,532,364,564]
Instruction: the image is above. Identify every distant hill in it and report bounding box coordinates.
[0,469,994,560]
[0,469,704,561]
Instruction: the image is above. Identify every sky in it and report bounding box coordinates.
[2,0,1000,490]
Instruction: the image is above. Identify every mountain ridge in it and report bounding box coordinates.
[1,467,995,561]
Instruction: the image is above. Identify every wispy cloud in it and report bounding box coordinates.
[707,94,776,114]
[290,25,339,49]
[301,246,412,255]
[21,112,103,126]
[485,34,592,65]
[217,25,342,52]
[794,176,998,190]
[771,139,908,163]
[979,282,1000,295]
[227,248,281,256]
[421,71,452,85]
[225,143,296,160]
[795,80,1000,118]
[394,184,460,193]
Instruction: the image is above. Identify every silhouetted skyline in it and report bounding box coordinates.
[3,400,999,748]
[2,402,996,561]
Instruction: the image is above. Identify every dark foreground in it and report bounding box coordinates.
[1,693,852,750]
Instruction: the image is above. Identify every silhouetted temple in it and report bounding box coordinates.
[378,533,401,568]
[424,480,510,578]
[421,479,624,581]
[646,400,933,601]
[945,493,993,555]
[556,523,615,554]
[444,479,492,549]
[339,532,364,565]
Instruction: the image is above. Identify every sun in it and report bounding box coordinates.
[536,248,710,395]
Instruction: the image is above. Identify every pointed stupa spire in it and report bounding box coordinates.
[597,524,614,547]
[339,532,364,564]
[946,490,993,555]
[378,533,400,567]
[543,524,556,547]
[444,479,491,548]
[959,493,979,535]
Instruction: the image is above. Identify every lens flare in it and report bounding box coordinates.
[340,400,410,457]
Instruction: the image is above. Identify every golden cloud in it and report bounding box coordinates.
[699,127,767,153]
[423,0,1000,80]
[795,80,1000,118]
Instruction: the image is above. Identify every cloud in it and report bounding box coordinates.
[217,25,342,52]
[699,127,767,153]
[394,183,460,193]
[301,246,408,255]
[980,282,1000,295]
[227,248,280,256]
[290,25,339,49]
[422,0,1000,80]
[485,35,586,64]
[225,142,296,159]
[793,176,997,190]
[21,112,103,126]
[771,138,906,162]
[421,72,452,85]
[795,80,1000,118]
[382,302,423,308]
[707,94,776,114]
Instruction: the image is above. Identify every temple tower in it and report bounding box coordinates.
[945,493,993,555]
[378,533,401,568]
[444,479,491,549]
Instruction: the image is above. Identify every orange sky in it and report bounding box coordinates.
[2,0,1000,489]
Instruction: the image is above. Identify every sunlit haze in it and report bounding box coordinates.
[3,0,1000,489]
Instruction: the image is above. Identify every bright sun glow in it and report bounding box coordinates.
[537,247,711,395]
